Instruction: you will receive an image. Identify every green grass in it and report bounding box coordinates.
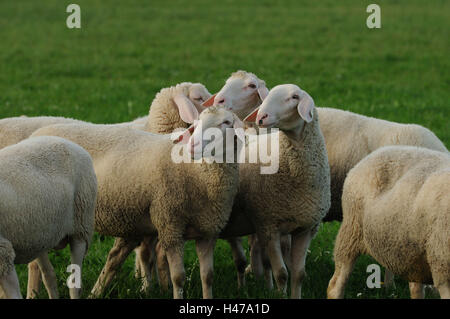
[1,0,448,299]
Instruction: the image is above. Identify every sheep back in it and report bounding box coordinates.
[0,136,97,264]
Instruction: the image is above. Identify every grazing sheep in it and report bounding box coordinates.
[0,116,83,149]
[31,112,241,299]
[327,145,450,299]
[229,84,330,298]
[0,136,97,299]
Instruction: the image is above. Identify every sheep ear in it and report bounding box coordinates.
[233,116,246,143]
[257,86,269,102]
[202,94,216,107]
[243,106,260,123]
[173,94,199,124]
[173,125,195,144]
[297,91,314,123]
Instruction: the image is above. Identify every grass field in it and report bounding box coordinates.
[1,0,448,299]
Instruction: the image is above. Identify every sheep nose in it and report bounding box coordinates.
[258,114,268,125]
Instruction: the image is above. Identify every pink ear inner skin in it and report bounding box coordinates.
[202,93,217,107]
[243,107,259,123]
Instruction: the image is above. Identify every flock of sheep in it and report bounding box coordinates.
[0,70,448,299]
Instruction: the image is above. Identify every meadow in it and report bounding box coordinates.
[0,0,448,299]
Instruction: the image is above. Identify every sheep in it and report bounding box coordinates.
[203,70,269,120]
[204,70,296,288]
[0,115,89,298]
[327,145,450,299]
[128,81,253,291]
[145,82,212,133]
[0,136,97,299]
[0,116,83,149]
[317,107,448,223]
[121,79,211,131]
[230,84,330,298]
[318,108,448,291]
[31,112,241,299]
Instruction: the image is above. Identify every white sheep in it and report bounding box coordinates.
[204,71,294,288]
[318,107,448,291]
[129,81,252,291]
[122,80,210,132]
[145,82,212,132]
[228,84,330,298]
[317,107,448,223]
[0,116,83,149]
[203,70,269,120]
[327,145,450,299]
[31,114,241,299]
[0,115,89,298]
[0,136,97,299]
[132,82,211,287]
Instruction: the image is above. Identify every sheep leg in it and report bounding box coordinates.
[281,234,292,271]
[261,248,274,289]
[156,242,171,291]
[90,237,140,298]
[35,254,59,299]
[26,260,42,299]
[247,234,274,289]
[383,269,396,289]
[290,229,314,299]
[436,283,450,299]
[196,238,216,299]
[134,246,143,279]
[408,282,425,299]
[327,258,357,299]
[327,225,361,298]
[247,234,263,277]
[165,245,185,299]
[68,238,88,299]
[134,236,158,293]
[265,233,288,295]
[0,267,22,299]
[226,237,247,288]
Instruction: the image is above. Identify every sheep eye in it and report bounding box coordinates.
[223,120,231,125]
[248,83,256,89]
[194,97,203,101]
[292,94,299,99]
